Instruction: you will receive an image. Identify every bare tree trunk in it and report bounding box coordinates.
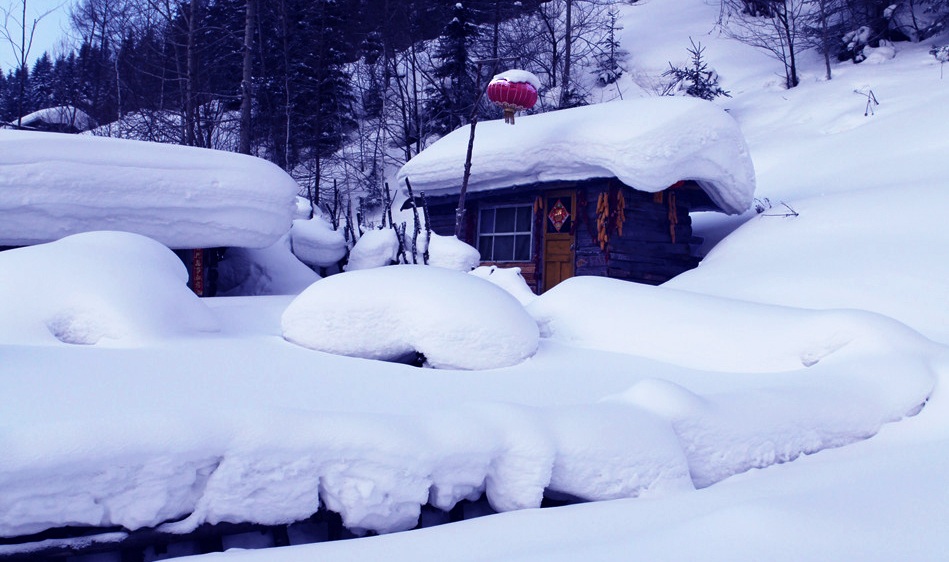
[239,0,255,154]
[17,0,25,125]
[817,0,832,80]
[560,0,572,107]
[184,0,198,146]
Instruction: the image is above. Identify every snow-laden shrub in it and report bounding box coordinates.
[662,39,730,101]
[470,265,537,306]
[290,216,347,269]
[344,228,400,271]
[427,233,481,271]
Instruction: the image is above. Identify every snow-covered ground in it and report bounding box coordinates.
[3,0,949,560]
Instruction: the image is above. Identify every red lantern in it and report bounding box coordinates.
[487,73,539,125]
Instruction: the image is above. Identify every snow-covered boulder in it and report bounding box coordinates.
[0,231,220,344]
[281,265,540,369]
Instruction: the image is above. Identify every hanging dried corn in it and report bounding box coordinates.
[595,188,627,250]
[668,191,678,243]
[596,191,609,250]
[615,190,626,237]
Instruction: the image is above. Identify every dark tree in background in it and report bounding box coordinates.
[6,0,945,225]
[424,2,482,137]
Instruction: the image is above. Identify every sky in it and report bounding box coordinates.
[0,0,73,72]
[2,0,949,560]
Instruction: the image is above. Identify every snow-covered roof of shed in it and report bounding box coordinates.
[396,97,756,214]
[0,130,299,249]
[17,106,96,132]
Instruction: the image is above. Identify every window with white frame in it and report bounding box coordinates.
[477,204,533,262]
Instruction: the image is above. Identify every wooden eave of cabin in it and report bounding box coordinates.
[422,178,719,293]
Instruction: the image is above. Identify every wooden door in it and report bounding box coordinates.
[543,190,576,292]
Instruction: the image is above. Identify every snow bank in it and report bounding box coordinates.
[0,231,219,345]
[217,234,320,296]
[0,401,693,539]
[0,130,298,248]
[397,96,756,214]
[281,265,539,369]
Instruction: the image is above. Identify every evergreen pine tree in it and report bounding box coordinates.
[595,7,627,87]
[662,39,730,101]
[0,69,7,122]
[29,53,54,110]
[425,2,481,137]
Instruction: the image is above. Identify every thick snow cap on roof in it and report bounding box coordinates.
[397,97,756,214]
[0,130,299,248]
[16,106,96,132]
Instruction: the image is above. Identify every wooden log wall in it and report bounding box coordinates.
[426,191,543,293]
[422,179,706,291]
[574,181,701,286]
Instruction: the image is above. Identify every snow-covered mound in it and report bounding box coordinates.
[0,130,298,248]
[0,231,219,344]
[281,265,540,369]
[396,96,756,214]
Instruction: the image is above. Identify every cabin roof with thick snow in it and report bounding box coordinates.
[0,130,298,249]
[396,96,756,215]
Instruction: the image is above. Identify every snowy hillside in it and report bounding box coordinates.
[2,0,949,561]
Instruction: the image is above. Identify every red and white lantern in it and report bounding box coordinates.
[487,70,539,125]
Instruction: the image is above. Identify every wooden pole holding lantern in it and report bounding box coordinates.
[455,61,539,239]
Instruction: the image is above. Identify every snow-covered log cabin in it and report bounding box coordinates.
[7,105,97,134]
[0,130,299,295]
[396,97,756,292]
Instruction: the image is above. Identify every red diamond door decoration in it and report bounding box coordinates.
[548,199,570,232]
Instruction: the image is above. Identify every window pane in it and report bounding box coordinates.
[479,209,495,234]
[495,207,516,233]
[493,235,515,261]
[515,206,532,231]
[514,234,531,261]
[478,236,492,261]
